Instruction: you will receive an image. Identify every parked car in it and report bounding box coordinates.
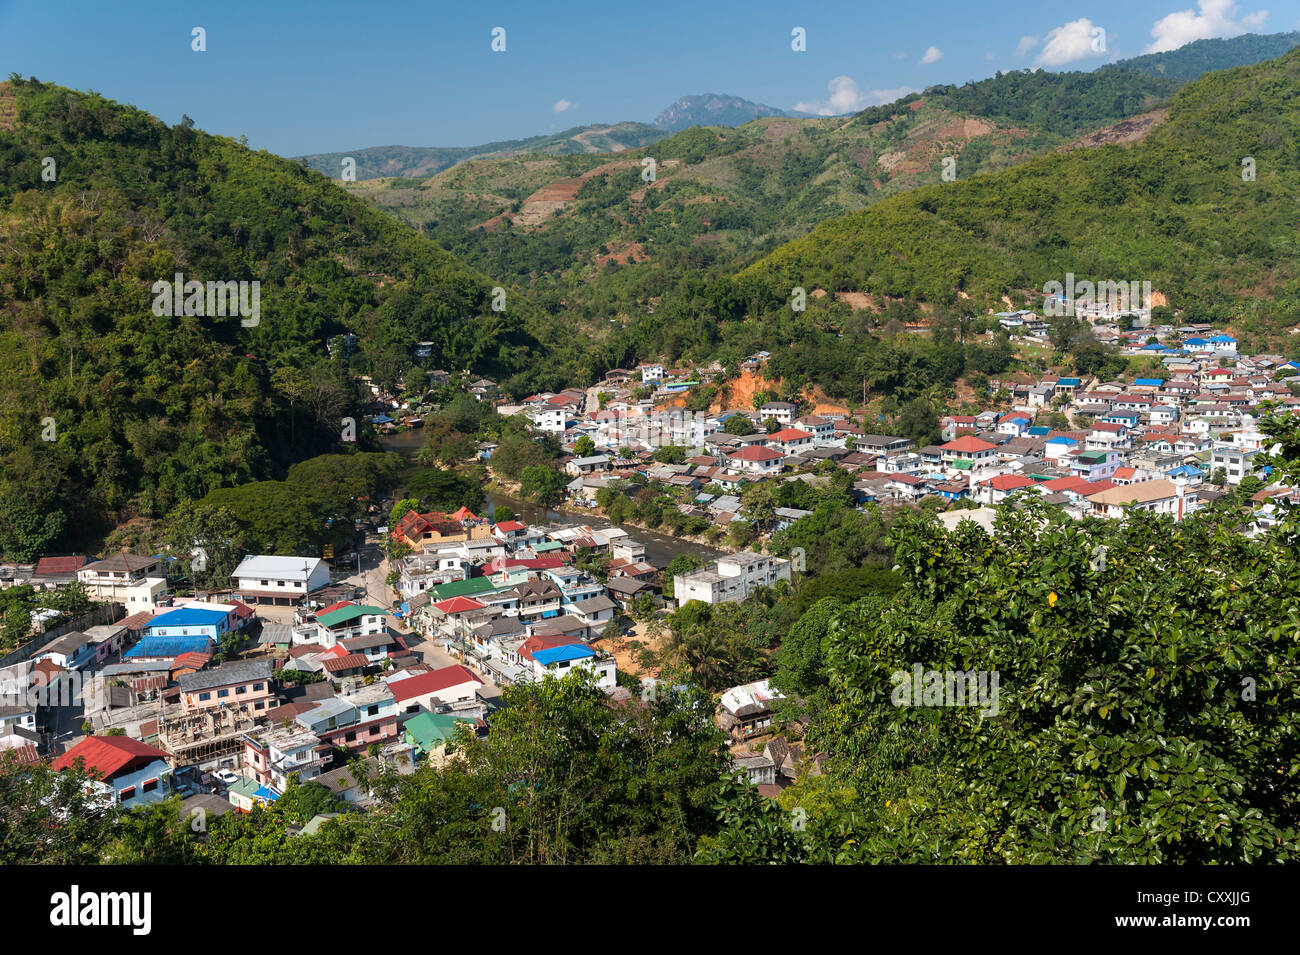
[214,769,240,787]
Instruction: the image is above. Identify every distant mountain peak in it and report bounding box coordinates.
[653,93,808,131]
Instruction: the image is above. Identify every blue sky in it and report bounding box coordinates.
[1,0,1297,155]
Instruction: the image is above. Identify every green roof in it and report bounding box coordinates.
[404,711,476,752]
[228,776,261,798]
[316,604,386,628]
[950,460,972,470]
[533,541,564,552]
[429,577,497,600]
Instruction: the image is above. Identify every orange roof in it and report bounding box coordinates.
[940,436,997,453]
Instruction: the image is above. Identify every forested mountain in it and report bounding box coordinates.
[332,64,1198,396]
[739,46,1300,349]
[1100,30,1300,82]
[653,94,812,130]
[298,121,668,181]
[0,78,540,559]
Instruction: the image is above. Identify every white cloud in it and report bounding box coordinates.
[920,45,944,65]
[1144,0,1268,54]
[1016,35,1040,57]
[985,51,998,60]
[893,52,907,60]
[1035,18,1106,66]
[552,99,578,113]
[795,77,917,116]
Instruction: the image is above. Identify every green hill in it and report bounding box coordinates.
[1099,30,1300,82]
[737,47,1300,349]
[0,78,536,558]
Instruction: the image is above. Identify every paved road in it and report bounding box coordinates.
[407,636,503,705]
[336,531,393,608]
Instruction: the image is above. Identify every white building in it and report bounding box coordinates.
[675,552,792,605]
[76,554,169,611]
[231,555,331,606]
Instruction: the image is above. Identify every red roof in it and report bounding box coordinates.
[170,651,211,671]
[35,556,89,575]
[0,744,40,768]
[1114,467,1136,479]
[495,520,525,532]
[448,506,478,521]
[985,474,1036,491]
[518,633,586,662]
[770,428,813,442]
[499,557,567,571]
[1081,480,1118,495]
[1041,476,1090,493]
[388,665,482,702]
[728,446,784,462]
[315,601,355,617]
[52,736,169,779]
[940,436,997,454]
[119,611,155,631]
[322,653,370,673]
[432,596,487,615]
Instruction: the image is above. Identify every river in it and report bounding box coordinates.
[378,430,721,566]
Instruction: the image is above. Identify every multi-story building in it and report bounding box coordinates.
[176,660,274,714]
[230,555,331,607]
[674,552,792,606]
[76,554,168,611]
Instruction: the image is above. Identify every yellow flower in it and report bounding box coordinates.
[1048,591,1058,607]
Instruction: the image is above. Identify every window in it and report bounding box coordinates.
[261,579,269,586]
[217,689,229,698]
[345,731,357,742]
[199,692,211,701]
[119,786,136,801]
[236,685,246,694]
[142,778,158,793]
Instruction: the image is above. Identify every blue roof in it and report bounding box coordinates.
[1046,436,1078,444]
[1208,335,1236,342]
[1140,342,1164,350]
[1134,378,1164,387]
[1027,426,1051,436]
[147,607,229,629]
[1183,337,1207,345]
[1056,377,1080,386]
[533,644,597,666]
[125,635,215,658]
[1167,465,1203,477]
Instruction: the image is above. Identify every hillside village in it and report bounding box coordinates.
[480,319,1300,532]
[3,307,1296,819]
